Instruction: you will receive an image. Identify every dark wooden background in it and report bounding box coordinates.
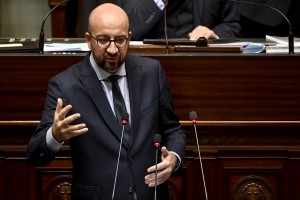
[1,50,300,200]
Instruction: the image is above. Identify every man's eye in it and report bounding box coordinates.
[98,38,109,44]
[115,38,126,43]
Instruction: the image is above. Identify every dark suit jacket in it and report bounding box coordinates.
[238,0,292,27]
[122,0,241,40]
[27,53,186,200]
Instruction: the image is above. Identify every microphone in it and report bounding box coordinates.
[112,112,129,200]
[189,111,208,200]
[153,134,161,200]
[162,0,169,54]
[230,0,294,54]
[38,0,70,54]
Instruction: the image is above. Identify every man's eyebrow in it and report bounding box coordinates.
[95,34,127,38]
[94,35,109,38]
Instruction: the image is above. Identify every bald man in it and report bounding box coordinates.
[27,3,186,200]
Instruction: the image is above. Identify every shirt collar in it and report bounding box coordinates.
[89,53,126,81]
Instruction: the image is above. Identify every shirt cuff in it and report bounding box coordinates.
[169,151,181,172]
[154,0,165,10]
[46,127,64,153]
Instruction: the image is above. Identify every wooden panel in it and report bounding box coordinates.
[217,151,289,200]
[4,160,32,200]
[1,50,300,200]
[1,54,300,121]
[0,152,4,200]
[1,146,299,200]
[48,0,68,38]
[288,152,300,200]
[153,55,300,121]
[0,55,82,120]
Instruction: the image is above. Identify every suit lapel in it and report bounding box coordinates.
[79,53,129,148]
[126,55,142,148]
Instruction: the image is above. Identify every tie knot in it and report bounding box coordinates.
[108,75,119,84]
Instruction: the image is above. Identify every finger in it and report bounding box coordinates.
[189,26,205,39]
[189,32,198,40]
[147,161,164,173]
[58,123,88,139]
[67,123,88,133]
[70,127,89,137]
[64,126,89,140]
[146,147,169,173]
[63,113,81,125]
[53,121,88,142]
[190,32,205,40]
[145,170,169,187]
[146,164,167,178]
[55,98,63,116]
[57,104,73,121]
[204,31,213,39]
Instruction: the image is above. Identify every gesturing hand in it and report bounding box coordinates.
[52,98,88,142]
[145,146,178,187]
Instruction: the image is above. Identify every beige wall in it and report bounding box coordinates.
[0,0,52,38]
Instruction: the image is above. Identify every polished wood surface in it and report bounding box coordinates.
[1,50,300,200]
[48,0,68,37]
[1,53,300,121]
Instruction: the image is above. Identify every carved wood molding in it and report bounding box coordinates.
[1,121,300,146]
[186,133,300,146]
[44,175,72,200]
[233,175,275,200]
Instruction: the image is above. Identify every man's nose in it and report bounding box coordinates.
[106,41,119,54]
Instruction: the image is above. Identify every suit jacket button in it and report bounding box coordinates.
[130,158,134,164]
[128,186,133,193]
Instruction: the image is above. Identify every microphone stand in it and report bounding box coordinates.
[192,121,208,200]
[190,111,208,200]
[162,0,169,54]
[39,0,70,54]
[154,144,159,200]
[112,116,128,200]
[230,0,294,54]
[153,134,161,200]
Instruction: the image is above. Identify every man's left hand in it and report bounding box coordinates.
[189,25,218,40]
[145,146,178,187]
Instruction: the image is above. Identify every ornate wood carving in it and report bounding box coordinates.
[233,175,274,200]
[41,174,180,200]
[168,178,181,200]
[44,175,72,200]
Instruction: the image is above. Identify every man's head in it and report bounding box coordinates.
[85,3,132,74]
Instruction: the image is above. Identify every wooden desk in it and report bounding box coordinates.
[1,52,300,121]
[1,50,300,200]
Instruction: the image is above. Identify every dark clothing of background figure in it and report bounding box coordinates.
[27,52,186,200]
[121,0,241,40]
[81,0,241,40]
[238,0,300,37]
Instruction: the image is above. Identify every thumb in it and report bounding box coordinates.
[161,146,169,161]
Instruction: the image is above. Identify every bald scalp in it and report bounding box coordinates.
[88,3,130,33]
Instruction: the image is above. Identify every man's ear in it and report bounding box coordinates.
[85,32,92,49]
[128,31,133,41]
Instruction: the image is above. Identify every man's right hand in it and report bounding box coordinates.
[52,98,88,142]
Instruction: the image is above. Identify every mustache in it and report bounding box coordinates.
[106,53,118,58]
